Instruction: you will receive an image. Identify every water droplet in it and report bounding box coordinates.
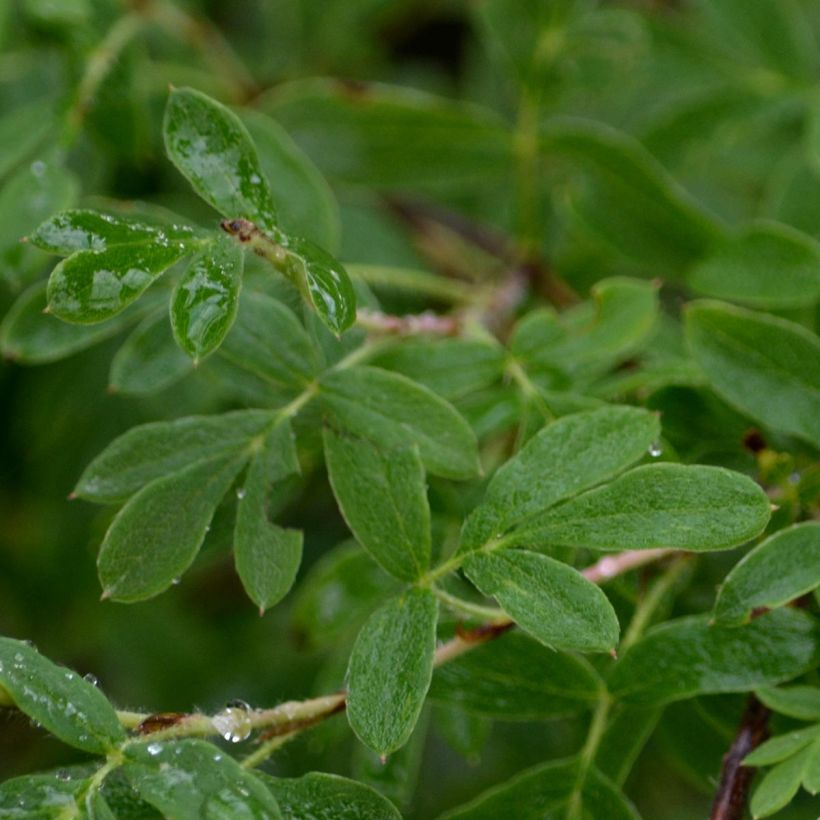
[788,471,800,485]
[648,442,662,458]
[83,673,99,687]
[171,577,181,586]
[235,487,246,500]
[30,160,46,177]
[147,742,163,756]
[250,174,261,185]
[55,770,71,782]
[212,702,252,743]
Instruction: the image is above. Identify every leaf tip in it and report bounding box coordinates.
[608,648,618,660]
[67,491,77,501]
[100,589,112,601]
[769,503,779,512]
[42,305,51,315]
[258,605,266,617]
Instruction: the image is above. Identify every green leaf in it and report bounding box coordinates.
[75,409,275,503]
[109,310,193,395]
[163,88,278,232]
[714,523,820,625]
[242,110,341,250]
[290,541,398,650]
[0,99,55,181]
[440,757,639,820]
[347,588,438,756]
[123,739,281,819]
[323,428,430,581]
[219,290,320,388]
[541,118,721,271]
[688,222,820,308]
[429,631,603,718]
[47,242,194,325]
[0,637,124,754]
[369,339,505,401]
[30,209,198,256]
[263,79,513,191]
[460,405,660,552]
[171,236,243,362]
[319,366,480,480]
[234,422,303,613]
[0,773,83,817]
[97,454,246,601]
[756,685,820,721]
[0,281,147,364]
[464,550,619,653]
[282,234,356,335]
[744,725,820,766]
[514,463,770,552]
[685,300,820,448]
[749,744,811,819]
[608,610,820,706]
[260,772,401,820]
[595,704,662,786]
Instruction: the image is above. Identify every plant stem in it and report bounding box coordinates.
[240,731,298,769]
[346,264,477,304]
[433,587,509,623]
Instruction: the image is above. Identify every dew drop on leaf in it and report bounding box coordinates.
[83,673,99,687]
[212,702,252,743]
[146,742,163,756]
[648,442,663,458]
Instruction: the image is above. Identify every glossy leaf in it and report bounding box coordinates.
[689,222,820,308]
[323,428,430,581]
[460,405,660,551]
[171,236,243,361]
[234,422,302,613]
[0,637,124,754]
[109,310,193,395]
[714,523,820,625]
[429,631,603,718]
[464,550,620,653]
[75,409,275,503]
[515,464,770,552]
[0,281,145,364]
[290,541,398,649]
[608,610,820,705]
[440,757,639,820]
[686,300,820,448]
[755,685,820,721]
[47,243,193,325]
[0,773,84,816]
[163,88,278,232]
[30,209,197,256]
[282,234,356,334]
[347,589,438,756]
[97,454,246,601]
[260,772,401,820]
[319,366,480,480]
[123,739,281,819]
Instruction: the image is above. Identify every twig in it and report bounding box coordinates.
[710,695,771,820]
[356,308,461,337]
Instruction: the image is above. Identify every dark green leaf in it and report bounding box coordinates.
[714,523,820,625]
[123,739,280,819]
[242,110,340,250]
[75,409,275,503]
[98,454,246,601]
[0,773,83,817]
[440,757,639,820]
[347,589,438,756]
[685,300,820,448]
[460,405,660,551]
[464,550,619,653]
[282,234,356,334]
[290,541,398,649]
[319,366,480,480]
[0,99,55,181]
[608,610,820,705]
[109,310,193,395]
[755,686,820,721]
[515,464,770,552]
[433,705,491,762]
[324,428,430,581]
[688,222,820,308]
[234,422,302,613]
[0,637,124,754]
[171,236,243,361]
[595,704,662,786]
[429,631,603,718]
[260,772,401,820]
[163,88,278,232]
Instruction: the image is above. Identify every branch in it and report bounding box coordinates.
[710,695,771,820]
[356,308,461,337]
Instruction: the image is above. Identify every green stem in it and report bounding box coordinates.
[241,731,298,769]
[505,356,554,420]
[433,587,509,623]
[346,264,477,304]
[513,90,542,257]
[566,697,611,820]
